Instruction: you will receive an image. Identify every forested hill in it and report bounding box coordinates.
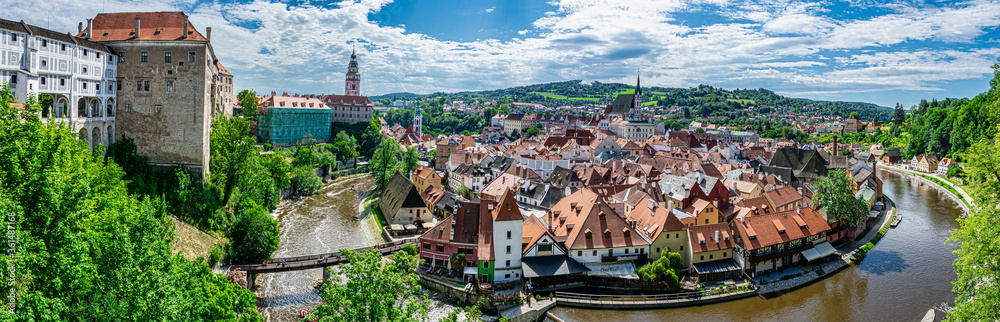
[394,80,894,121]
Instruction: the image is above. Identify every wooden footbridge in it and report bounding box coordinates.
[230,238,417,289]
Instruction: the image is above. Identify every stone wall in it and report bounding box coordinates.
[110,41,213,178]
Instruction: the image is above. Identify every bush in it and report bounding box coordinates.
[291,166,323,196]
[402,243,419,255]
[227,200,280,260]
[209,243,226,266]
[263,143,272,151]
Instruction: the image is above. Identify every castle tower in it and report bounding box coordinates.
[345,48,361,96]
[631,73,642,116]
[414,107,422,137]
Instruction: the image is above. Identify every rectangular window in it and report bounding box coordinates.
[61,44,66,51]
[116,81,121,91]
[82,82,87,90]
[484,262,489,269]
[505,260,510,267]
[83,49,88,56]
[625,249,629,254]
[154,104,161,114]
[436,245,444,252]
[41,39,46,47]
[506,231,511,239]
[188,51,196,63]
[125,103,132,112]
[423,243,430,250]
[40,77,46,85]
[506,245,511,254]
[9,75,16,84]
[143,80,149,92]
[166,80,173,92]
[538,244,552,252]
[60,79,65,86]
[136,81,142,92]
[140,51,148,63]
[41,60,46,67]
[10,34,16,42]
[164,51,172,63]
[82,67,87,74]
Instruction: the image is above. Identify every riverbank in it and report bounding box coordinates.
[878,165,972,214]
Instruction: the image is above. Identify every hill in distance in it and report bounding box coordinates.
[382,80,894,121]
[369,92,422,100]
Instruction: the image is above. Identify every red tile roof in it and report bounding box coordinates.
[492,189,523,222]
[86,12,207,42]
[545,189,649,250]
[732,207,831,251]
[688,222,734,254]
[323,95,372,106]
[765,186,802,208]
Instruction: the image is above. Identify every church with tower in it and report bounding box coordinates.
[324,49,373,124]
[604,74,662,141]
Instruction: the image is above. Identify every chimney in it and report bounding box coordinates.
[206,27,212,42]
[667,200,674,210]
[715,230,719,242]
[85,19,92,39]
[270,90,276,96]
[78,22,83,34]
[182,15,189,39]
[833,135,838,156]
[134,18,140,38]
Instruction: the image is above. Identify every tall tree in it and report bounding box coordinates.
[810,169,868,226]
[308,249,429,321]
[210,116,257,206]
[403,146,420,174]
[893,103,905,126]
[0,85,262,320]
[237,89,259,120]
[849,111,859,120]
[369,139,404,190]
[948,129,1000,321]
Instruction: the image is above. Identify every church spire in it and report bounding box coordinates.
[632,72,642,112]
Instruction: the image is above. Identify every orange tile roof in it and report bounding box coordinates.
[765,186,802,208]
[521,215,560,253]
[627,204,686,241]
[688,222,734,254]
[492,189,523,222]
[545,189,649,250]
[732,207,831,251]
[87,12,207,42]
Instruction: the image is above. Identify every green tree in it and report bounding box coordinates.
[893,103,905,126]
[849,111,859,120]
[290,166,324,196]
[308,249,429,321]
[403,146,420,174]
[237,89,259,120]
[210,116,258,206]
[525,125,541,139]
[292,146,316,167]
[636,249,682,286]
[0,84,262,320]
[261,153,292,190]
[227,199,281,260]
[810,169,868,226]
[370,139,404,190]
[456,184,472,199]
[948,129,1000,321]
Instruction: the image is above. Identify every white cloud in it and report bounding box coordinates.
[4,0,999,106]
[483,6,495,13]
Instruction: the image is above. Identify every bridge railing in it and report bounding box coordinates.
[229,238,418,266]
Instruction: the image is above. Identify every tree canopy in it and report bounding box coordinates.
[810,169,868,226]
[308,249,428,321]
[0,84,262,320]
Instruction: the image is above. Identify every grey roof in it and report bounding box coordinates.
[521,255,591,278]
[765,147,829,184]
[434,191,462,215]
[607,93,636,115]
[506,113,526,121]
[548,166,580,187]
[488,156,516,174]
[692,259,742,275]
[885,147,902,158]
[378,172,426,218]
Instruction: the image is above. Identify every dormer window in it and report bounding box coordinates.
[604,231,611,239]
[585,231,592,239]
[623,230,630,238]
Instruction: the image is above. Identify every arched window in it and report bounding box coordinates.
[78,98,87,117]
[106,99,115,116]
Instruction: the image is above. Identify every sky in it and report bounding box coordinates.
[5,0,1000,107]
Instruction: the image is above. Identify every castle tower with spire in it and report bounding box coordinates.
[414,107,422,137]
[631,73,642,116]
[345,48,361,96]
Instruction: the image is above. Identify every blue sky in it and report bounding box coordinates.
[5,0,1000,107]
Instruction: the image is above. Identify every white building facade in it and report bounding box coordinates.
[1,19,117,148]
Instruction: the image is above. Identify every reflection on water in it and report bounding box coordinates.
[549,170,961,321]
[258,175,375,321]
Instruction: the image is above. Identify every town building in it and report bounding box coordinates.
[731,207,833,276]
[379,172,433,225]
[687,222,740,282]
[412,165,441,192]
[503,113,533,137]
[0,18,118,149]
[419,200,482,270]
[85,12,232,178]
[344,49,360,96]
[324,50,371,124]
[256,92,332,145]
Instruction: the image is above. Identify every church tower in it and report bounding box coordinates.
[345,49,361,96]
[414,107,422,137]
[631,73,642,116]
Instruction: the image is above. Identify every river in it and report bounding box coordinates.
[257,175,376,321]
[549,170,962,321]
